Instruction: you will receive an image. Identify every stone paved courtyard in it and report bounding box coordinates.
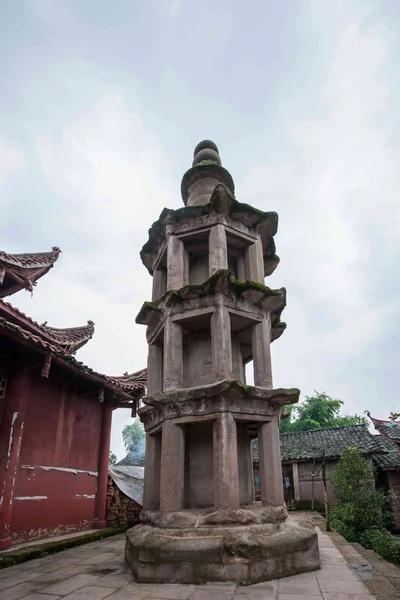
[0,527,376,600]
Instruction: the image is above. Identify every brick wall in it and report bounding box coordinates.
[387,470,400,532]
[106,476,141,529]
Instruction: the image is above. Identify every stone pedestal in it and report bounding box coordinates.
[126,140,320,583]
[126,517,319,584]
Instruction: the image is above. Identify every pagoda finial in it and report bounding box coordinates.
[192,140,221,167]
[181,140,234,207]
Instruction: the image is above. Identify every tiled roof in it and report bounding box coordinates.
[0,247,61,297]
[117,447,146,467]
[368,415,400,444]
[108,369,148,391]
[0,300,94,354]
[252,425,400,469]
[0,314,146,402]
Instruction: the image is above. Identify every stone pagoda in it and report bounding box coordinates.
[125,141,320,584]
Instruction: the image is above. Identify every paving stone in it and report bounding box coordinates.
[14,595,61,600]
[33,564,89,584]
[60,585,115,599]
[234,587,276,599]
[318,581,371,594]
[148,583,196,598]
[278,572,320,596]
[0,579,47,600]
[40,573,101,596]
[322,594,376,600]
[81,554,123,566]
[106,583,157,599]
[0,570,45,591]
[278,595,322,600]
[316,569,359,581]
[190,589,235,600]
[94,573,133,588]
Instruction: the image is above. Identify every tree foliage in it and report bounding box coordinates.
[330,447,394,543]
[280,391,368,433]
[122,419,145,453]
[109,451,117,466]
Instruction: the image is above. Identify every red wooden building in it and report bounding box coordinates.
[0,247,146,549]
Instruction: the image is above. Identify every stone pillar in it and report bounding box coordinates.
[160,420,185,511]
[152,268,167,301]
[143,432,161,510]
[211,304,232,381]
[147,344,163,396]
[245,239,264,283]
[213,413,239,509]
[258,418,284,507]
[237,425,254,505]
[0,365,29,549]
[251,318,273,388]
[292,462,300,503]
[93,401,113,528]
[167,236,186,291]
[209,224,228,275]
[163,319,182,390]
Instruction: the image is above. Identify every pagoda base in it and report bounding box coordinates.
[125,517,320,584]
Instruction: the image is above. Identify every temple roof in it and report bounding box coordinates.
[0,247,61,297]
[367,412,400,446]
[0,300,94,355]
[0,314,147,402]
[252,425,400,470]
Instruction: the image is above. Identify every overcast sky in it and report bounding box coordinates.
[1,0,399,460]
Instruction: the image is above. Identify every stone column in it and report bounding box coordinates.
[163,319,182,390]
[213,412,239,509]
[93,401,113,528]
[167,236,186,290]
[211,303,232,381]
[245,239,264,283]
[251,317,273,388]
[160,420,184,511]
[258,418,284,507]
[147,344,163,396]
[292,462,300,502]
[143,432,161,510]
[237,425,254,505]
[152,268,167,301]
[209,224,228,275]
[0,365,30,549]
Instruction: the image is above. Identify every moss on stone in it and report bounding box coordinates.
[135,301,159,325]
[0,528,119,569]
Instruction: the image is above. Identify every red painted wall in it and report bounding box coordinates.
[10,364,103,543]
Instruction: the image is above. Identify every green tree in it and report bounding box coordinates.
[122,419,145,453]
[109,452,117,466]
[280,391,368,432]
[330,447,393,542]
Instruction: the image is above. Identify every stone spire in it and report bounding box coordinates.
[181,139,235,207]
[127,140,320,585]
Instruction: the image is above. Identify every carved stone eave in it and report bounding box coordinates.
[136,270,286,335]
[140,184,280,277]
[137,380,300,432]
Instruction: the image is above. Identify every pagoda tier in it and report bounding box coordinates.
[126,141,319,584]
[0,247,61,297]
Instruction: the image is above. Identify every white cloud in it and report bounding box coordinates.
[0,140,25,190]
[13,93,176,460]
[240,3,399,415]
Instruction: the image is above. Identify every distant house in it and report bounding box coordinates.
[252,425,400,530]
[367,414,400,531]
[117,447,146,467]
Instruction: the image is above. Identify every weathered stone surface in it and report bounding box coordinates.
[125,518,320,584]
